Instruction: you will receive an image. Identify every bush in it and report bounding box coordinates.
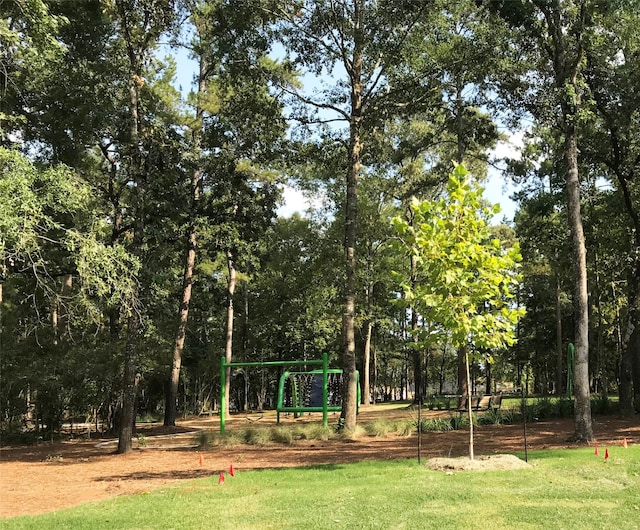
[450,413,472,430]
[195,429,218,448]
[499,407,521,424]
[297,424,333,441]
[270,427,294,445]
[591,394,611,415]
[239,427,272,445]
[396,420,416,436]
[337,424,366,441]
[364,419,395,437]
[557,397,574,418]
[0,422,39,445]
[478,409,505,425]
[532,396,555,420]
[421,418,453,432]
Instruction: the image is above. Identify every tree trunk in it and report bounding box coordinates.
[564,126,593,441]
[410,244,422,404]
[463,345,474,460]
[362,318,372,406]
[372,335,378,403]
[457,346,468,400]
[0,283,3,354]
[593,250,606,396]
[164,55,206,427]
[117,50,145,453]
[485,357,491,395]
[224,249,237,416]
[164,219,197,426]
[540,0,593,441]
[340,2,364,432]
[620,288,638,417]
[609,158,640,414]
[439,346,446,395]
[118,304,139,453]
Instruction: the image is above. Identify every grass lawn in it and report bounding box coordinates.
[4,446,640,530]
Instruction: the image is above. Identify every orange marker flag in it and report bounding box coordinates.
[622,438,628,448]
[219,471,225,484]
[595,445,600,456]
[605,448,609,460]
[199,454,204,466]
[229,464,235,477]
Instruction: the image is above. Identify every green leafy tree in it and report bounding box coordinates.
[275,0,435,431]
[582,3,640,414]
[0,0,68,142]
[0,147,139,435]
[483,0,599,441]
[392,164,524,459]
[105,0,179,453]
[164,0,285,425]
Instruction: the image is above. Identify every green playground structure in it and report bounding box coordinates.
[220,353,359,434]
[276,368,359,424]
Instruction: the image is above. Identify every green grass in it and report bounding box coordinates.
[4,446,640,530]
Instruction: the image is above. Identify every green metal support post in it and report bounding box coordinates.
[220,357,226,435]
[322,352,328,428]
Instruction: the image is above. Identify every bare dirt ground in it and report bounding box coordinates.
[1,405,639,518]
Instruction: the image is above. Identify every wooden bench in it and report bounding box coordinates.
[457,394,502,413]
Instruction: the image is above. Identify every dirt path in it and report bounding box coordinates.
[1,407,639,518]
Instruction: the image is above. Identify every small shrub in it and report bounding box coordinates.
[557,397,574,418]
[240,427,271,445]
[532,396,555,420]
[337,424,366,441]
[478,409,504,425]
[136,433,148,447]
[299,424,333,441]
[270,427,294,445]
[195,429,218,448]
[396,420,416,436]
[449,414,471,430]
[364,419,395,437]
[414,418,428,433]
[420,418,453,432]
[220,431,243,446]
[0,423,39,445]
[137,413,162,424]
[500,407,521,424]
[592,394,611,415]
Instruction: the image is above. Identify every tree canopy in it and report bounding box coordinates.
[2,0,639,448]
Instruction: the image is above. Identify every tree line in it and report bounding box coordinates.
[1,0,639,452]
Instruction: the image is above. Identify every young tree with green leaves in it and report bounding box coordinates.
[392,164,524,459]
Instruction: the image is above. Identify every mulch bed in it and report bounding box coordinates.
[1,408,638,518]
